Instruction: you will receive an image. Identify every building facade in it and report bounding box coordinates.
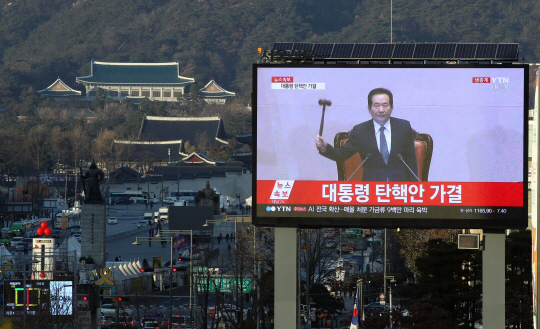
[199,80,235,104]
[76,61,194,102]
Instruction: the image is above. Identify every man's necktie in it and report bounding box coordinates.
[380,126,389,165]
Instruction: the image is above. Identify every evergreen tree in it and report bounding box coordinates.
[407,239,482,326]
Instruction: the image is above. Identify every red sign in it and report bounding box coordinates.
[379,293,385,301]
[258,180,523,207]
[472,77,490,83]
[272,76,293,83]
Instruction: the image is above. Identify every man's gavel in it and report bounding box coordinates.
[318,99,332,136]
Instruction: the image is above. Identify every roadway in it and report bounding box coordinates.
[102,203,233,322]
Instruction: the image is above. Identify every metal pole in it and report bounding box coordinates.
[390,0,393,43]
[170,235,173,329]
[306,229,311,329]
[73,252,78,325]
[23,263,26,329]
[359,279,364,323]
[257,261,262,329]
[339,229,342,258]
[297,228,301,329]
[383,229,387,311]
[190,230,193,323]
[389,280,393,329]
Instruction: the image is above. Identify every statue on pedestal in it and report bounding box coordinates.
[80,160,105,204]
[196,181,220,215]
[78,257,89,284]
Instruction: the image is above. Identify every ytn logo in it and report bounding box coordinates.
[472,77,509,84]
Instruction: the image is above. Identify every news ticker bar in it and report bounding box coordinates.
[256,205,523,220]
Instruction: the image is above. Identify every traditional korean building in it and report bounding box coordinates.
[109,116,230,168]
[199,80,235,104]
[75,61,194,102]
[106,115,251,203]
[139,116,228,146]
[36,78,81,100]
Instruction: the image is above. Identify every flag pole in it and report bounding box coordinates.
[359,279,364,322]
[350,278,363,329]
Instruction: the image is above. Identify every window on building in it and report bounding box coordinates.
[142,90,150,97]
[153,91,161,98]
[163,91,171,98]
[174,91,182,98]
[132,90,140,97]
[89,91,97,97]
[110,90,118,97]
[121,91,129,97]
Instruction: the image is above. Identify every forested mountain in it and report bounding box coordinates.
[0,0,539,111]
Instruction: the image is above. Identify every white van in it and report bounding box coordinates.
[143,212,153,222]
[163,197,176,204]
[159,207,169,221]
[11,237,23,248]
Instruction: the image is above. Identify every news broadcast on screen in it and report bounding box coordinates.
[253,64,528,229]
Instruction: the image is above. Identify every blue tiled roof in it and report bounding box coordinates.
[76,61,194,85]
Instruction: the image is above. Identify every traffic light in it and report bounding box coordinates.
[117,297,122,302]
[83,295,88,301]
[173,268,177,272]
[178,257,190,262]
[141,267,154,273]
[90,284,100,310]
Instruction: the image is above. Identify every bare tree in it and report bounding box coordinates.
[92,129,116,162]
[194,130,210,153]
[26,125,49,173]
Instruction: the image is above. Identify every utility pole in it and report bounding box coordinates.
[383,229,387,310]
[305,229,311,329]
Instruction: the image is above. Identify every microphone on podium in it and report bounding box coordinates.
[397,154,420,182]
[347,153,372,181]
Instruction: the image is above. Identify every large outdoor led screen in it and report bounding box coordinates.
[254,64,528,229]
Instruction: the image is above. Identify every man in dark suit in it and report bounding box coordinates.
[315,88,418,181]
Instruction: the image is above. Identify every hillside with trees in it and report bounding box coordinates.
[0,0,538,173]
[0,0,539,109]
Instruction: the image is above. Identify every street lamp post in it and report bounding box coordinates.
[358,278,364,326]
[389,278,396,329]
[203,219,237,249]
[133,229,193,329]
[203,218,241,324]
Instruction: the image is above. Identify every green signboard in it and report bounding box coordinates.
[193,267,208,273]
[196,277,251,293]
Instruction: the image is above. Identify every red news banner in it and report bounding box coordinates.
[257,180,523,207]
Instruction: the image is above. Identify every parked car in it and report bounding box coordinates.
[149,198,160,204]
[137,220,148,228]
[70,225,81,235]
[363,303,385,315]
[107,217,118,225]
[163,197,176,204]
[23,238,33,247]
[15,242,27,252]
[325,242,336,249]
[11,237,23,248]
[115,197,134,205]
